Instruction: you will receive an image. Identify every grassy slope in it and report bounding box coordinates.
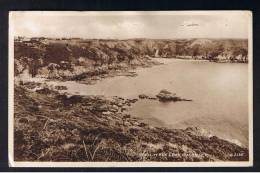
[14,85,249,162]
[14,38,248,78]
[14,38,249,162]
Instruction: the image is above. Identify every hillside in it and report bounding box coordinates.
[14,37,248,80]
[14,83,249,161]
[13,37,250,162]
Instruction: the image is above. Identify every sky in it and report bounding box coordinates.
[10,11,251,39]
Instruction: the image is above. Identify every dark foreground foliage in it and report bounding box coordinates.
[14,84,249,162]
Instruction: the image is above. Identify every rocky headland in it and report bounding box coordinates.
[14,82,249,161]
[13,37,249,162]
[14,37,248,83]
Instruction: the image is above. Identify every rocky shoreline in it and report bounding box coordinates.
[138,90,192,102]
[14,38,248,81]
[14,82,249,162]
[13,37,249,162]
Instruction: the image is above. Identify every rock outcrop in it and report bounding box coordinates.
[14,38,248,80]
[14,84,248,162]
[156,90,192,102]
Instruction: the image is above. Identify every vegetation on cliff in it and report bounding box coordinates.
[14,37,248,79]
[13,37,249,162]
[14,83,249,161]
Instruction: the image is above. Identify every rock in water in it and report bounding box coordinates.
[156,89,180,102]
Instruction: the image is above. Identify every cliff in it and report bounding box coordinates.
[14,38,248,80]
[14,84,249,161]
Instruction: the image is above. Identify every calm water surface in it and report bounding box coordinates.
[45,59,249,147]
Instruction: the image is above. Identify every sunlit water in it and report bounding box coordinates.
[26,59,249,147]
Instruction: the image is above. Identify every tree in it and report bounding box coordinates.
[191,44,201,58]
[45,43,71,64]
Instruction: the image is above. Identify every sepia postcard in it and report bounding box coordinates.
[8,11,253,167]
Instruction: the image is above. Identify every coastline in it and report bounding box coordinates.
[14,83,249,162]
[14,58,249,162]
[12,37,250,162]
